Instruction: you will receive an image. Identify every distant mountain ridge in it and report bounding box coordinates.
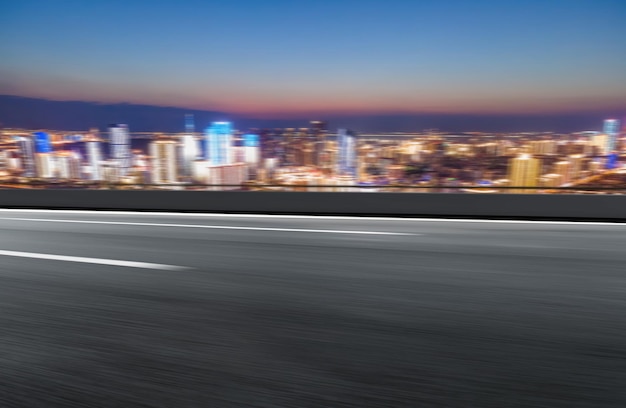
[0,94,620,133]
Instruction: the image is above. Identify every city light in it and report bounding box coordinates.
[0,118,623,193]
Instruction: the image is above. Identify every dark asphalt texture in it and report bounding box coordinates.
[0,210,625,407]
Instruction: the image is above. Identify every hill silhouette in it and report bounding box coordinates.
[0,94,619,133]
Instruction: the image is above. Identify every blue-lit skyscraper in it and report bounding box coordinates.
[108,124,131,176]
[204,122,233,165]
[243,134,259,148]
[33,132,52,153]
[337,128,357,177]
[603,119,620,153]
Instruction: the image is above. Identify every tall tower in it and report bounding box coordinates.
[87,140,103,181]
[603,119,620,153]
[508,154,540,189]
[180,114,197,178]
[204,122,233,165]
[33,132,52,153]
[150,140,178,184]
[310,121,328,166]
[16,136,36,178]
[337,128,357,178]
[108,124,132,176]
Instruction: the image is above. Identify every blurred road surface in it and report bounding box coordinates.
[0,209,625,407]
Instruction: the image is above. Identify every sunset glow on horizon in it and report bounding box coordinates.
[1,0,625,118]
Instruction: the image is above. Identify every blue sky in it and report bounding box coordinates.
[1,0,625,117]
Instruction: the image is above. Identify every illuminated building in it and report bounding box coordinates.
[55,152,81,179]
[591,133,609,155]
[603,119,620,153]
[207,163,248,188]
[180,115,197,177]
[16,136,36,177]
[180,135,197,178]
[108,124,132,176]
[102,161,121,183]
[87,140,103,181]
[243,134,260,178]
[337,128,357,178]
[606,153,619,170]
[204,122,233,165]
[445,143,473,157]
[508,154,540,188]
[33,132,52,153]
[150,140,178,184]
[568,155,585,180]
[310,121,328,165]
[264,158,279,181]
[554,161,572,184]
[192,160,211,184]
[530,140,557,155]
[35,153,55,178]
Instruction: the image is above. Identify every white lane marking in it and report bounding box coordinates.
[0,209,623,226]
[0,217,417,236]
[0,250,187,270]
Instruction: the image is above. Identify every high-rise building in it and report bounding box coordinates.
[108,124,132,176]
[508,154,540,189]
[33,132,52,153]
[150,140,178,184]
[55,152,81,179]
[310,121,328,166]
[603,119,620,153]
[180,135,197,178]
[204,122,233,165]
[180,114,197,178]
[16,136,36,177]
[337,128,357,178]
[87,140,103,180]
[554,161,572,184]
[35,153,55,178]
[591,133,609,155]
[243,134,260,169]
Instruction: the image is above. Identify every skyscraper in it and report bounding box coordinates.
[204,122,233,166]
[16,136,36,177]
[603,119,620,153]
[310,121,328,166]
[243,134,260,164]
[87,140,103,180]
[108,124,131,176]
[180,115,198,178]
[337,128,357,178]
[35,153,55,178]
[33,132,52,153]
[508,154,540,190]
[55,152,81,179]
[150,140,178,184]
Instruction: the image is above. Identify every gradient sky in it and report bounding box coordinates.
[1,0,625,118]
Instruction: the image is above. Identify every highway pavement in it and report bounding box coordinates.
[0,209,625,407]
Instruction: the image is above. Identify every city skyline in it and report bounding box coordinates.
[1,0,626,122]
[1,117,623,193]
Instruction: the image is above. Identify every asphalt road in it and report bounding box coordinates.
[0,209,625,408]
